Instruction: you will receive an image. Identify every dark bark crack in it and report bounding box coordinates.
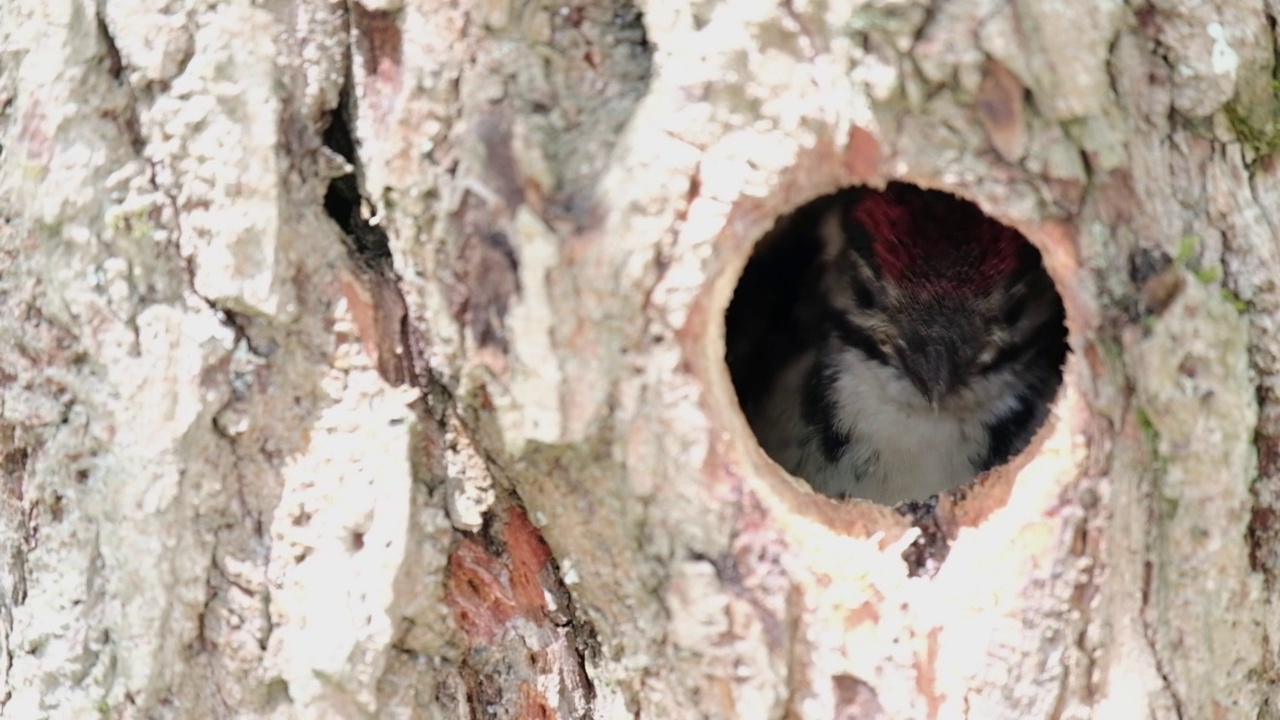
[323,55,605,719]
[1140,557,1187,719]
[1234,167,1280,594]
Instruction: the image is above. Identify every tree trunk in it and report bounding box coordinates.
[2,0,1278,717]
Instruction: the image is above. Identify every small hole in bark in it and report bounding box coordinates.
[725,182,1068,508]
[322,87,393,269]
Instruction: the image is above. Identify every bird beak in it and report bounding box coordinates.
[905,343,957,408]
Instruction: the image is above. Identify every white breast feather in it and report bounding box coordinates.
[749,344,1029,505]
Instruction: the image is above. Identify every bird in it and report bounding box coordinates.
[725,183,1068,505]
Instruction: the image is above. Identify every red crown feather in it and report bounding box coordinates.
[850,184,1027,296]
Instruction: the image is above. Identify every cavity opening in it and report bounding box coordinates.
[724,182,1069,507]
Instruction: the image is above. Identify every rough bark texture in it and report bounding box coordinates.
[2,0,1279,718]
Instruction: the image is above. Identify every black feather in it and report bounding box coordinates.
[801,356,850,464]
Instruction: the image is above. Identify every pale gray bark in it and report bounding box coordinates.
[1,0,1278,717]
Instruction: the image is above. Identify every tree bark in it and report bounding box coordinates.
[2,0,1278,717]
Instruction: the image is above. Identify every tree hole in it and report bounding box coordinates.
[725,183,1069,507]
[322,87,393,270]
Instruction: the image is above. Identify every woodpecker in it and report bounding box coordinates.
[727,183,1068,505]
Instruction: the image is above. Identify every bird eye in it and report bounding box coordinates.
[1002,294,1027,327]
[852,281,876,310]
